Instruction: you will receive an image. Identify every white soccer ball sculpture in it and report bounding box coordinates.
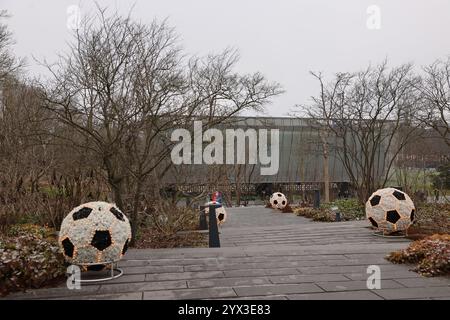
[270,192,288,210]
[59,201,132,270]
[365,188,415,233]
[204,206,227,226]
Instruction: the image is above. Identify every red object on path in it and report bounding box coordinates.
[211,191,223,204]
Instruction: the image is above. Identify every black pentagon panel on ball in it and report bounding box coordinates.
[122,239,129,255]
[410,209,415,222]
[218,213,225,221]
[273,200,278,204]
[393,190,406,200]
[110,207,125,221]
[368,217,378,228]
[370,195,381,206]
[277,193,282,197]
[73,207,93,220]
[62,237,74,258]
[91,230,112,251]
[282,200,286,205]
[386,210,401,224]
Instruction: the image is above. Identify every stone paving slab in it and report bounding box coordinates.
[97,280,187,295]
[145,271,225,282]
[124,265,184,274]
[374,287,450,300]
[234,283,323,296]
[5,285,101,300]
[218,295,288,300]
[316,280,403,292]
[269,274,350,284]
[143,287,237,300]
[344,270,423,281]
[223,268,301,278]
[49,292,143,300]
[287,291,383,300]
[394,277,450,288]
[3,206,449,300]
[187,277,270,289]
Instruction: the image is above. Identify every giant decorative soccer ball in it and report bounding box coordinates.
[204,206,227,226]
[270,192,288,210]
[59,201,132,269]
[366,188,415,233]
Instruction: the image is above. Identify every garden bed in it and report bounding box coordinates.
[293,198,365,222]
[386,234,450,277]
[134,204,209,249]
[134,229,207,249]
[0,224,66,297]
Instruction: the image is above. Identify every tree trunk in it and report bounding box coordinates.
[129,179,143,247]
[321,131,330,203]
[111,184,124,211]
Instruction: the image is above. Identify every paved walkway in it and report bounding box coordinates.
[4,206,450,300]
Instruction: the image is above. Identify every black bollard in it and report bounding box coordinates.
[313,190,320,208]
[208,204,221,248]
[199,206,208,230]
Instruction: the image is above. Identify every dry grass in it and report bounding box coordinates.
[134,230,207,249]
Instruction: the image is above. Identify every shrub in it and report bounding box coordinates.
[432,163,450,190]
[293,198,364,222]
[134,230,207,249]
[0,225,66,297]
[386,234,450,277]
[294,207,335,222]
[143,202,200,235]
[321,198,365,220]
[408,203,450,237]
[134,201,207,249]
[6,223,55,239]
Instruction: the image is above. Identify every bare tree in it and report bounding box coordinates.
[0,11,22,81]
[39,7,282,239]
[295,74,353,203]
[301,61,421,203]
[419,57,450,146]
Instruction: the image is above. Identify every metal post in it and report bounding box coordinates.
[313,190,320,208]
[331,206,341,221]
[208,204,221,248]
[199,206,208,230]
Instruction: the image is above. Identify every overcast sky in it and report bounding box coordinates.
[2,0,450,116]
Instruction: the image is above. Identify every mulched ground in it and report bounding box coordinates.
[134,229,208,249]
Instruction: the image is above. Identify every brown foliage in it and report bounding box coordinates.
[408,203,450,238]
[133,201,207,248]
[0,172,109,232]
[281,204,294,213]
[386,234,450,276]
[293,207,335,222]
[134,231,207,249]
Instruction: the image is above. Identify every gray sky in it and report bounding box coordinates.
[2,0,450,116]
